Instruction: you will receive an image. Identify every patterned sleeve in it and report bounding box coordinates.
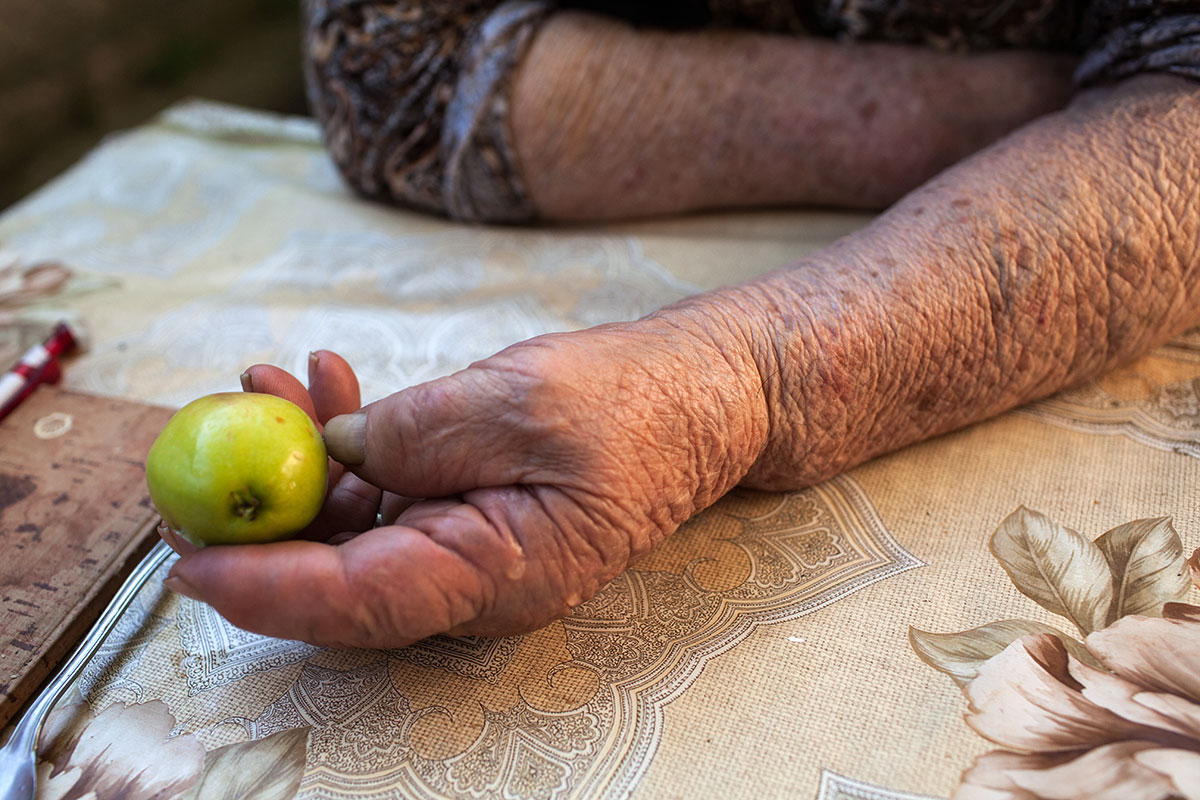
[303,0,551,223]
[1076,1,1200,85]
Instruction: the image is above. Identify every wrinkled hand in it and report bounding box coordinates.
[161,318,765,648]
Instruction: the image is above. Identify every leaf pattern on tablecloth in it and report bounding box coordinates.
[989,508,1114,636]
[182,727,309,800]
[1095,517,1193,623]
[910,619,1103,687]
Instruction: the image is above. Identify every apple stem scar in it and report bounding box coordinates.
[230,489,262,521]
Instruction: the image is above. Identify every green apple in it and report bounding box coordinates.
[146,392,328,546]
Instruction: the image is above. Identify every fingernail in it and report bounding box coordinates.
[323,412,367,465]
[157,522,199,556]
[240,372,254,392]
[308,351,319,383]
[164,574,201,601]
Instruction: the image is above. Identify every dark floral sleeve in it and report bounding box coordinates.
[303,0,550,223]
[1076,1,1200,85]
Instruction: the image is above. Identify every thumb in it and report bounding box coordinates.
[321,369,542,497]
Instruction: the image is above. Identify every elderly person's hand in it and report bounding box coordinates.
[164,73,1200,647]
[162,319,766,648]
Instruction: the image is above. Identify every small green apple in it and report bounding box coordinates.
[146,392,328,546]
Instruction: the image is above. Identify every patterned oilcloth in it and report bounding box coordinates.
[6,100,1200,800]
[302,0,1200,223]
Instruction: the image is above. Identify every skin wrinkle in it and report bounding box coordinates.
[553,500,627,602]
[499,317,752,583]
[469,334,711,622]
[558,483,647,563]
[956,194,1067,382]
[1099,148,1177,362]
[675,323,768,507]
[541,482,632,573]
[735,284,817,490]
[641,361,721,505]
[889,282,936,425]
[1050,224,1089,378]
[328,544,404,647]
[449,494,536,627]
[932,248,980,414]
[829,311,889,467]
[334,545,384,646]
[240,547,354,647]
[628,428,685,532]
[407,522,498,636]
[514,16,680,215]
[607,378,696,532]
[508,490,607,622]
[580,318,761,523]
[803,268,887,462]
[524,359,642,493]
[356,529,469,639]
[972,230,1061,404]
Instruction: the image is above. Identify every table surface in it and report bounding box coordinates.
[2,100,1197,800]
[0,388,171,729]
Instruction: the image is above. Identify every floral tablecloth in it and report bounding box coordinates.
[2,100,1197,800]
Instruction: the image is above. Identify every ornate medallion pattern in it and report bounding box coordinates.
[159,475,920,799]
[816,769,944,800]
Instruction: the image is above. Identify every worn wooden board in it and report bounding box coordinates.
[0,386,174,728]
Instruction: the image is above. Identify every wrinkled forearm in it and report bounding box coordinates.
[512,12,1075,219]
[657,74,1200,491]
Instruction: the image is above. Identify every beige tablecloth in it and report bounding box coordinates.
[3,100,1197,800]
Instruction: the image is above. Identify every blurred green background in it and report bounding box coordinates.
[0,0,308,211]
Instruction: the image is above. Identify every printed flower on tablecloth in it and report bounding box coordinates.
[910,508,1200,800]
[36,696,310,800]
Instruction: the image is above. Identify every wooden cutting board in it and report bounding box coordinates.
[0,386,174,728]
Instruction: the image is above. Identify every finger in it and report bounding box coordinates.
[163,526,491,648]
[157,522,199,556]
[307,350,361,426]
[240,365,319,425]
[323,369,534,498]
[240,362,374,539]
[297,470,382,541]
[379,492,419,525]
[242,358,388,541]
[317,492,420,541]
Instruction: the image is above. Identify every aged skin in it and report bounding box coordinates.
[164,65,1199,648]
[511,13,1077,217]
[728,74,1200,489]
